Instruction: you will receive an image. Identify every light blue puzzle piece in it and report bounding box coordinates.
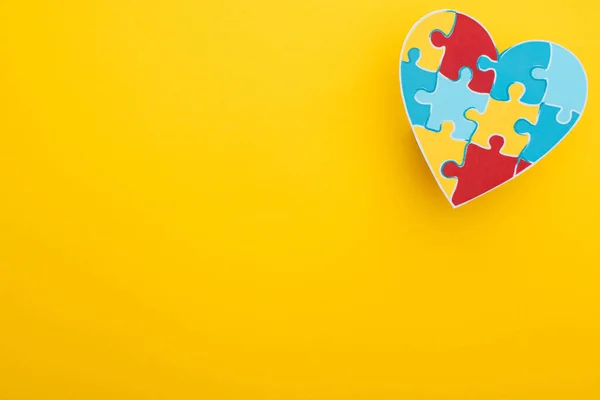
[478,40,550,105]
[531,43,588,124]
[400,48,437,127]
[414,66,489,141]
[514,102,580,163]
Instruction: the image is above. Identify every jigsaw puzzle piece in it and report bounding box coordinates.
[414,66,489,141]
[478,40,550,105]
[400,48,437,126]
[531,43,588,124]
[515,158,532,175]
[430,12,498,94]
[414,121,468,199]
[442,135,519,206]
[514,103,580,163]
[466,83,538,156]
[401,10,456,72]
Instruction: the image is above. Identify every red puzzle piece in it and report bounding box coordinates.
[442,135,518,206]
[515,158,532,175]
[431,13,497,94]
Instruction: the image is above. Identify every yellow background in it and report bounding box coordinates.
[0,1,598,398]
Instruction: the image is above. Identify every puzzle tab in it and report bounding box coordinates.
[515,103,580,163]
[401,10,455,72]
[414,121,468,199]
[415,66,488,141]
[478,40,550,105]
[442,135,519,206]
[430,12,497,94]
[467,83,538,157]
[532,43,587,124]
[401,48,437,127]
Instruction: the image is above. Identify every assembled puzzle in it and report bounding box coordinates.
[399,9,587,207]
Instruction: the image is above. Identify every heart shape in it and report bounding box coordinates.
[399,9,588,208]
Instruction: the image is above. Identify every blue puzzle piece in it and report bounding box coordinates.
[400,48,437,127]
[478,40,550,105]
[414,66,489,141]
[531,43,588,124]
[514,102,580,163]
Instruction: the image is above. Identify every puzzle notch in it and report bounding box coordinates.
[400,48,437,127]
[514,102,580,164]
[477,40,550,105]
[466,83,537,157]
[414,121,468,199]
[430,12,498,94]
[401,10,456,72]
[531,43,587,124]
[442,135,519,206]
[414,66,489,141]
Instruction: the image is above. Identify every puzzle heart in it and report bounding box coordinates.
[399,9,588,208]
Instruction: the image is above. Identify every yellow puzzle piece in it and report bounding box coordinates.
[401,11,456,72]
[414,121,467,199]
[466,84,540,157]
